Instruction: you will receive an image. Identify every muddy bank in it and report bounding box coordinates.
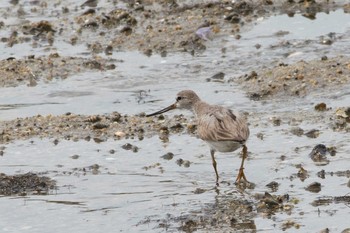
[0,111,195,144]
[0,99,349,145]
[0,172,56,196]
[0,55,117,87]
[0,0,349,88]
[235,56,350,100]
[2,0,346,55]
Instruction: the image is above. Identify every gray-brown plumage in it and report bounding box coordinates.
[146,90,250,185]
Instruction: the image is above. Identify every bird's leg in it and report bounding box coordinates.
[235,145,249,184]
[210,149,219,186]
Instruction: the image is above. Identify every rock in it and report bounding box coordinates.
[70,154,80,159]
[290,127,304,136]
[266,181,279,192]
[314,103,327,111]
[335,107,350,118]
[304,129,320,138]
[305,182,321,193]
[309,144,329,165]
[121,143,139,152]
[92,123,109,129]
[0,172,56,196]
[297,166,308,181]
[115,131,126,138]
[161,152,174,160]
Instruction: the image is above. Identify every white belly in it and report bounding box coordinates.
[206,140,242,153]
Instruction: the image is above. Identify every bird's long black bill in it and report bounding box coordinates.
[146,104,176,117]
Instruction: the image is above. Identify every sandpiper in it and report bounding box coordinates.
[146,90,250,186]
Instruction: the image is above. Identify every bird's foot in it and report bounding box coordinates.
[235,168,248,183]
[234,168,254,188]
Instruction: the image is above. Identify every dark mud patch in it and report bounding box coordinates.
[0,172,56,196]
[312,194,350,207]
[235,56,350,100]
[142,191,296,232]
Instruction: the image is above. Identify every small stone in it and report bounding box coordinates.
[327,146,337,156]
[70,154,80,159]
[318,228,330,233]
[210,72,225,81]
[183,160,191,167]
[115,131,126,138]
[305,182,321,193]
[290,127,304,136]
[193,188,206,194]
[335,107,350,118]
[92,123,109,129]
[85,115,101,123]
[176,159,184,166]
[121,143,139,152]
[121,143,132,150]
[314,103,327,111]
[317,169,326,179]
[309,144,329,165]
[266,181,279,191]
[297,166,308,181]
[256,132,264,140]
[270,117,281,126]
[304,129,320,138]
[161,152,174,160]
[109,149,115,154]
[93,137,105,143]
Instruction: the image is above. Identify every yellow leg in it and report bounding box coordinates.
[235,145,249,184]
[210,150,219,186]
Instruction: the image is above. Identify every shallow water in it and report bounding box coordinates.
[1,3,350,233]
[0,125,349,232]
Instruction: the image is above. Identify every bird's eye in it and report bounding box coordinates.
[176,96,182,101]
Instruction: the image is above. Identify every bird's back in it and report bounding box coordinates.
[195,103,249,144]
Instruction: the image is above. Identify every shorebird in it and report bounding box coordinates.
[146,90,250,185]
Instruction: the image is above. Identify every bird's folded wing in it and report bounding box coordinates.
[197,108,249,142]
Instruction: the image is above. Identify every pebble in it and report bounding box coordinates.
[297,166,308,181]
[115,131,126,138]
[290,127,304,136]
[335,107,350,118]
[309,144,329,165]
[266,181,279,191]
[304,129,320,138]
[70,154,80,159]
[314,102,327,111]
[121,143,139,152]
[305,182,321,193]
[161,152,174,160]
[92,123,109,129]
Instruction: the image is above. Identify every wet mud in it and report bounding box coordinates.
[1,0,350,232]
[0,172,56,196]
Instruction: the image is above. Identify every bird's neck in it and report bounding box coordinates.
[193,101,210,117]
